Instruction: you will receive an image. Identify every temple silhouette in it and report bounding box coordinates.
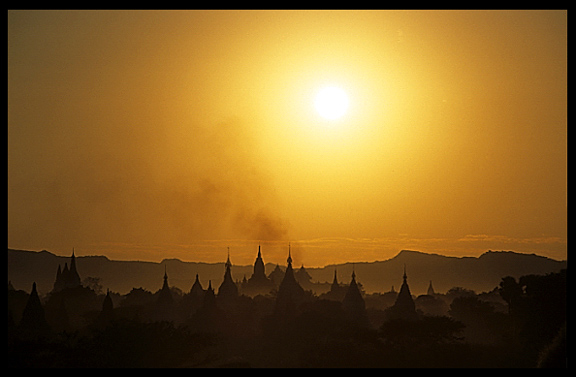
[342,269,370,327]
[274,244,307,317]
[7,247,566,367]
[240,245,274,297]
[385,265,418,321]
[52,248,81,292]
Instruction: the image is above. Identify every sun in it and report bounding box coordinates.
[314,86,349,120]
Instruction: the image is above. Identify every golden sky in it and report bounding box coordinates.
[8,10,567,267]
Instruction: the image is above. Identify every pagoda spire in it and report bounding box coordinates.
[390,265,417,320]
[202,280,217,309]
[218,249,238,300]
[427,280,436,296]
[154,264,175,322]
[274,244,306,316]
[225,248,232,274]
[191,273,203,290]
[252,244,266,280]
[19,282,50,336]
[68,248,81,288]
[327,268,345,300]
[162,265,169,291]
[342,270,369,327]
[97,289,114,326]
[70,247,76,272]
[226,247,232,268]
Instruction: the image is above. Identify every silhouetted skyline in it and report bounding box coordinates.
[8,247,566,367]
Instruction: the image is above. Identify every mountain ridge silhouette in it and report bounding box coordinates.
[7,248,566,296]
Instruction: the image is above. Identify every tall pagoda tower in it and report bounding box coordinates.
[387,265,418,320]
[342,270,370,327]
[217,249,239,300]
[217,249,239,313]
[242,245,274,297]
[19,282,51,338]
[321,269,346,301]
[68,249,81,287]
[52,249,82,292]
[152,266,176,322]
[274,244,306,316]
[190,274,205,298]
[253,245,266,279]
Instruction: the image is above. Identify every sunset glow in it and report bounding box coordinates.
[8,10,567,267]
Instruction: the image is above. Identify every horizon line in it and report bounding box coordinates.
[7,246,566,269]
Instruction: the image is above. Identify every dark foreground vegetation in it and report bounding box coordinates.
[8,269,565,368]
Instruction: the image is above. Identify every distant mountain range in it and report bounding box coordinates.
[7,248,566,296]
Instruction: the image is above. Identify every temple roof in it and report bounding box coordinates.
[218,251,239,298]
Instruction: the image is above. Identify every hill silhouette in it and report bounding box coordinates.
[7,248,566,295]
[313,249,566,294]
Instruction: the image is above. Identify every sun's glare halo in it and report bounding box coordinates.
[314,86,349,120]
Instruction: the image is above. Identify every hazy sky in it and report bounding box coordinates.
[8,10,567,266]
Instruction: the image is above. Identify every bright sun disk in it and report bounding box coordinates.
[314,86,349,120]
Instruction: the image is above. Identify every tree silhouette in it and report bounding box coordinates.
[449,295,509,344]
[378,316,466,367]
[499,276,523,315]
[498,270,566,366]
[379,316,464,349]
[82,276,104,295]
